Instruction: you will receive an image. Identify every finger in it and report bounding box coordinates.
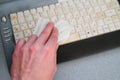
[35,22,54,46]
[20,35,38,70]
[25,35,38,47]
[11,39,26,78]
[34,28,58,64]
[44,27,58,60]
[14,39,26,53]
[45,27,58,48]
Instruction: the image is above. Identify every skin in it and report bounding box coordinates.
[11,22,59,80]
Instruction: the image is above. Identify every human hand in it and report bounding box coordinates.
[11,22,58,80]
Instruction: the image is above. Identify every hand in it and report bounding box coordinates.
[11,23,59,80]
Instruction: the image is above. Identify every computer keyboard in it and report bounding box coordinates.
[10,0,120,45]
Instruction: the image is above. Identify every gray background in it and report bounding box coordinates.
[0,0,120,80]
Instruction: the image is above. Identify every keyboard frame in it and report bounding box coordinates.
[0,0,120,71]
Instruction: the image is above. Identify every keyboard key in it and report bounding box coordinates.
[87,7,94,15]
[76,2,84,10]
[94,6,101,13]
[76,17,84,25]
[65,13,73,20]
[30,9,40,21]
[75,25,83,32]
[31,28,35,34]
[90,21,98,27]
[83,15,91,23]
[49,4,55,10]
[69,5,77,13]
[91,14,98,21]
[118,14,120,17]
[67,0,74,7]
[28,21,35,28]
[48,9,56,17]
[98,12,106,19]
[50,16,58,23]
[83,1,91,9]
[69,19,76,33]
[69,18,77,27]
[20,23,28,30]
[109,23,116,31]
[30,9,36,14]
[105,9,116,16]
[97,26,104,34]
[11,19,18,26]
[104,17,113,24]
[97,19,105,26]
[82,23,92,37]
[103,25,110,33]
[14,32,24,40]
[112,15,120,22]
[90,21,98,36]
[43,6,49,12]
[106,1,114,9]
[55,4,63,15]
[10,13,17,19]
[61,2,70,14]
[115,22,120,30]
[58,15,65,20]
[91,28,98,36]
[74,0,80,5]
[24,10,33,22]
[17,12,26,24]
[24,29,32,37]
[98,0,104,5]
[90,0,98,7]
[79,31,86,39]
[105,0,111,3]
[80,9,87,16]
[101,5,108,11]
[72,11,80,19]
[37,7,43,14]
[41,11,49,18]
[10,13,18,25]
[12,25,20,32]
[115,8,120,14]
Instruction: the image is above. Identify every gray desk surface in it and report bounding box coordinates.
[55,47,120,80]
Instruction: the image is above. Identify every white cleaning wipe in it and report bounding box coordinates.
[33,18,72,42]
[33,17,49,36]
[55,20,72,42]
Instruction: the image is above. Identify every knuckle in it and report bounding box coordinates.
[29,46,35,53]
[43,46,51,53]
[20,46,28,53]
[29,45,38,53]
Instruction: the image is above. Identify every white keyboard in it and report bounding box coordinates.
[10,0,120,45]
